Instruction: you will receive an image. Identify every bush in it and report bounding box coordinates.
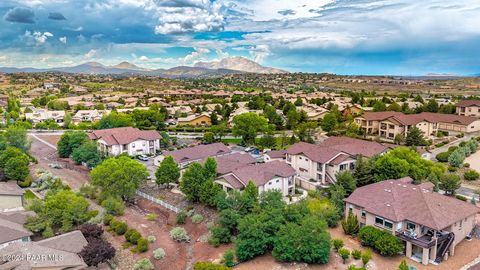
[435,151,450,162]
[134,258,154,270]
[153,248,166,260]
[209,226,231,247]
[464,170,480,181]
[101,197,125,216]
[465,163,471,168]
[332,239,344,251]
[223,249,235,267]
[133,238,149,253]
[147,235,156,243]
[18,175,33,187]
[193,262,231,270]
[80,223,104,239]
[342,212,359,235]
[192,214,204,224]
[361,249,372,266]
[125,229,142,244]
[448,166,457,172]
[352,249,362,260]
[176,211,187,224]
[170,227,190,242]
[114,221,128,235]
[347,266,366,270]
[358,226,382,247]
[145,213,157,221]
[187,209,195,217]
[456,195,468,201]
[103,214,113,225]
[338,248,350,264]
[374,232,404,256]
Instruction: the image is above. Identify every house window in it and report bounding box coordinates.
[375,216,384,226]
[349,163,355,170]
[339,164,347,171]
[389,124,394,129]
[317,163,323,172]
[384,220,393,229]
[349,205,353,212]
[287,155,291,162]
[361,210,366,218]
[305,158,309,162]
[276,179,279,183]
[132,143,135,148]
[407,222,416,231]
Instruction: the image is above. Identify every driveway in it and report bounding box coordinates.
[430,133,479,161]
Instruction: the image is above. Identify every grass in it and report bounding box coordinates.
[221,138,242,144]
[24,189,38,200]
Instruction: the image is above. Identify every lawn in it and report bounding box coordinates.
[24,189,39,200]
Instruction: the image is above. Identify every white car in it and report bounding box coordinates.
[137,155,149,161]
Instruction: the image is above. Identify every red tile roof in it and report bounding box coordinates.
[213,153,256,175]
[227,161,295,187]
[164,142,231,164]
[345,177,480,230]
[455,100,480,107]
[265,149,287,159]
[88,127,160,146]
[360,112,478,126]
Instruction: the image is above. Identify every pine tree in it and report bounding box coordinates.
[341,211,360,235]
[406,126,424,146]
[353,156,375,187]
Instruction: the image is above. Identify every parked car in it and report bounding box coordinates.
[137,155,149,161]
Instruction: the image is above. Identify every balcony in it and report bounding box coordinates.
[396,230,450,249]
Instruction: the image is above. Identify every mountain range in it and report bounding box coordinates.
[0,57,288,78]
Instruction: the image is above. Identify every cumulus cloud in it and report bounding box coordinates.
[249,44,270,63]
[183,47,210,63]
[22,31,54,45]
[59,36,67,44]
[85,49,98,58]
[150,0,225,34]
[48,12,66,20]
[139,55,149,61]
[4,7,35,24]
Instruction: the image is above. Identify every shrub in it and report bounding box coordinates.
[147,235,156,243]
[176,211,187,224]
[80,223,104,239]
[464,170,480,181]
[101,197,125,216]
[134,258,154,270]
[209,226,231,247]
[153,248,166,260]
[187,209,195,217]
[18,175,33,187]
[103,214,113,226]
[332,239,344,251]
[361,249,372,266]
[399,259,409,270]
[133,238,149,253]
[338,248,350,264]
[352,249,362,260]
[193,262,231,270]
[145,213,157,221]
[347,266,366,270]
[125,229,142,244]
[223,249,235,267]
[170,227,190,242]
[192,214,204,224]
[448,166,457,172]
[79,238,116,267]
[374,232,404,256]
[465,163,471,168]
[114,222,128,235]
[342,212,360,235]
[358,226,382,247]
[456,195,468,201]
[435,151,450,162]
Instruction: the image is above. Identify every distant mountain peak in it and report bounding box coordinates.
[194,56,287,74]
[112,61,143,70]
[83,61,105,67]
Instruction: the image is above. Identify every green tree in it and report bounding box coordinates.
[180,163,206,202]
[353,156,375,187]
[439,174,461,195]
[97,112,133,129]
[329,184,346,213]
[406,126,424,146]
[372,100,387,112]
[423,99,439,113]
[5,126,30,151]
[203,157,217,180]
[258,132,276,149]
[131,109,165,130]
[295,122,317,143]
[232,113,269,145]
[338,248,350,264]
[155,156,180,185]
[90,156,148,201]
[387,102,402,112]
[272,216,331,264]
[57,131,88,158]
[448,149,465,168]
[335,171,356,196]
[342,211,360,235]
[71,141,102,168]
[398,260,409,270]
[5,156,30,181]
[320,113,337,132]
[203,132,215,144]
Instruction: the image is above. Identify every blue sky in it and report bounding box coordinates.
[0,0,480,75]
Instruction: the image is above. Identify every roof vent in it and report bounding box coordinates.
[402,185,407,188]
[412,187,416,190]
[386,203,391,207]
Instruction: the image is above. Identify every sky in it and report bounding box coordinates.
[0,0,480,75]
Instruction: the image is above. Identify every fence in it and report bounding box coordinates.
[136,190,182,213]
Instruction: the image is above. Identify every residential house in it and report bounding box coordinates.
[286,137,391,189]
[455,100,480,117]
[355,111,480,141]
[155,142,231,168]
[0,182,25,212]
[264,149,287,162]
[0,230,88,269]
[208,152,256,176]
[0,211,33,249]
[345,177,479,265]
[177,113,212,126]
[215,161,296,197]
[88,127,161,156]
[72,109,108,123]
[25,109,65,126]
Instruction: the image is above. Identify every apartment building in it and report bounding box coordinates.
[455,100,480,117]
[345,177,479,265]
[355,112,480,141]
[88,127,161,156]
[286,137,391,189]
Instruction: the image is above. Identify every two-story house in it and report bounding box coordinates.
[355,111,480,141]
[155,142,232,169]
[455,100,480,117]
[345,177,479,265]
[286,137,391,189]
[215,160,296,197]
[88,127,161,156]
